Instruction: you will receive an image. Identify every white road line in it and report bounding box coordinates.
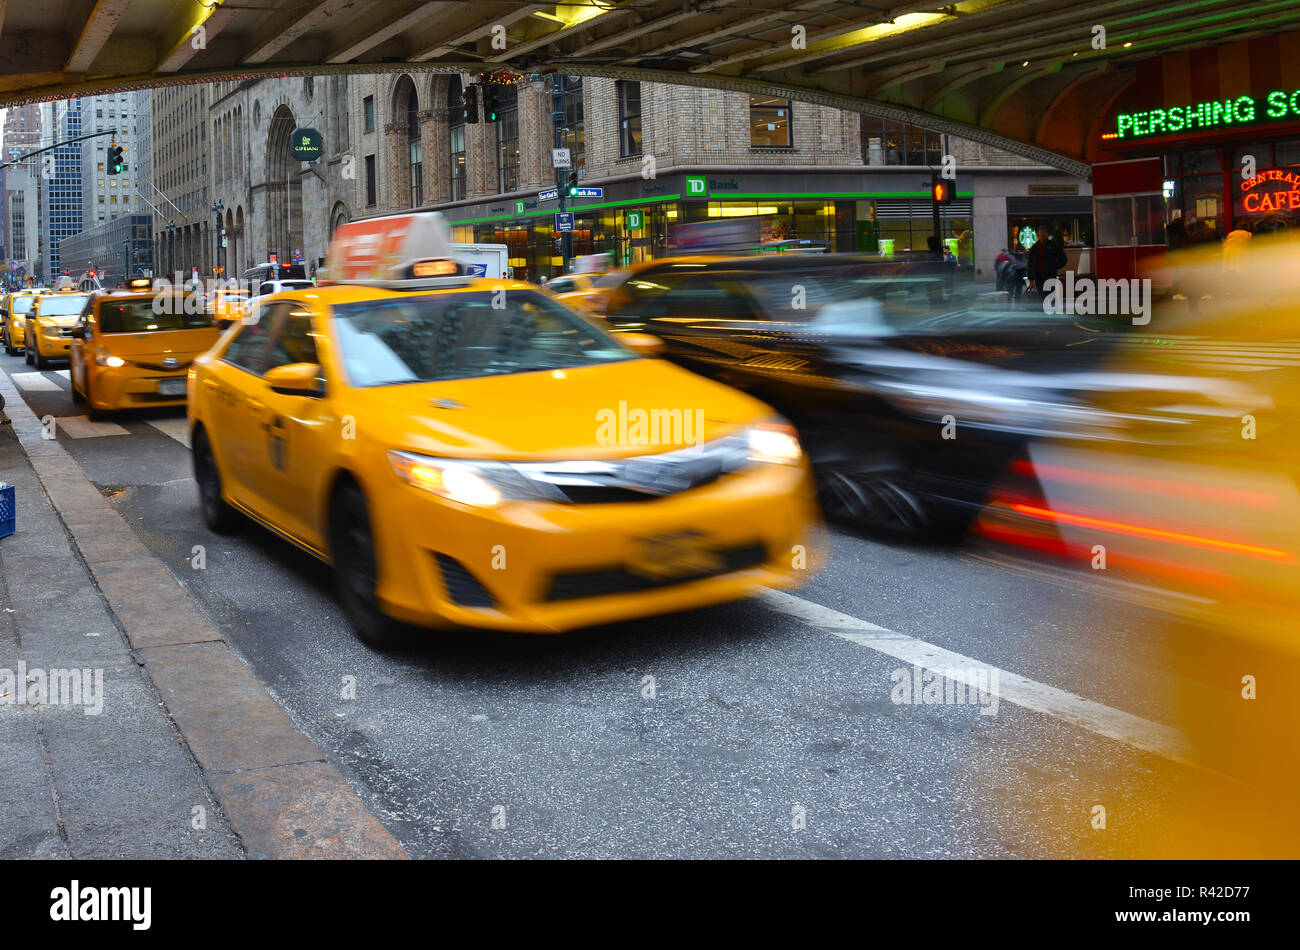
[55,415,129,439]
[10,372,61,391]
[760,589,1196,766]
[55,370,70,379]
[147,417,191,448]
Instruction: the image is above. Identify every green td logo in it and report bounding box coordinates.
[627,210,643,229]
[686,176,706,196]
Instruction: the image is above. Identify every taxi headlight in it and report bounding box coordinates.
[388,451,503,507]
[747,421,802,465]
[94,348,126,368]
[41,323,62,338]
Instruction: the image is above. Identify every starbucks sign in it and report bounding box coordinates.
[291,128,323,162]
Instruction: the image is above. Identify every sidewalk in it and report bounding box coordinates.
[0,372,405,859]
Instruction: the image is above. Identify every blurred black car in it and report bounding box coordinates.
[597,254,1143,538]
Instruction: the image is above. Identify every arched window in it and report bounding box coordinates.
[448,76,466,201]
[406,82,422,207]
[495,82,519,193]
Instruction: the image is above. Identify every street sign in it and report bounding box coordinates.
[291,128,323,162]
[571,187,602,199]
[627,210,643,229]
[554,212,575,232]
[538,188,559,201]
[551,148,571,169]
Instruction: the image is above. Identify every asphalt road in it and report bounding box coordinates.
[3,354,1281,858]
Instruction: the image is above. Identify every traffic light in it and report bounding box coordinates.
[107,144,126,175]
[566,172,579,197]
[930,175,951,205]
[483,84,500,122]
[462,84,479,124]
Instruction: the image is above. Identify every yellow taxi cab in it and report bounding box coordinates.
[1,289,44,356]
[189,212,822,647]
[24,290,92,369]
[69,280,221,419]
[208,286,251,328]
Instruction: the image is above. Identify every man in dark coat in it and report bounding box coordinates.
[1026,226,1067,297]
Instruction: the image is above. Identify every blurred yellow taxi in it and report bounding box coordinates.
[189,212,821,646]
[24,291,92,368]
[208,286,251,328]
[2,289,43,355]
[69,285,221,419]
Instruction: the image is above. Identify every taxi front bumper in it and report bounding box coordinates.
[369,460,823,633]
[33,330,72,358]
[90,366,190,409]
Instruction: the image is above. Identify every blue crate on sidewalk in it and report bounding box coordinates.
[0,482,13,539]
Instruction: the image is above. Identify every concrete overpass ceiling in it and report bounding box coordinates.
[5,0,1300,176]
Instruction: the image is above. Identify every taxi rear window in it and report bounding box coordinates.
[331,290,631,386]
[99,299,214,332]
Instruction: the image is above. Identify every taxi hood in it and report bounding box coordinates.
[349,356,772,460]
[96,327,221,356]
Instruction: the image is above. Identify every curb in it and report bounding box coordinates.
[0,371,406,859]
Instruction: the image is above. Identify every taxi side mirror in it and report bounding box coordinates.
[618,332,667,358]
[264,362,324,397]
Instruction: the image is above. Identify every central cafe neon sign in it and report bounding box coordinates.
[1240,168,1300,213]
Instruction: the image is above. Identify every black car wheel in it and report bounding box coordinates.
[193,428,237,534]
[330,481,403,650]
[817,466,972,541]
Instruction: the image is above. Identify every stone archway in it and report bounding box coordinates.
[265,104,304,265]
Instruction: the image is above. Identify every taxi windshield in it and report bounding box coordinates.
[11,296,36,314]
[38,294,90,317]
[332,290,632,386]
[99,299,214,332]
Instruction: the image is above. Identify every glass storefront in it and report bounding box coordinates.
[460,190,976,279]
[1162,137,1300,242]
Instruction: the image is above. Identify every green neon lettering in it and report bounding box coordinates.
[1209,100,1228,126]
[1167,106,1184,132]
[1150,108,1166,133]
[1235,95,1255,123]
[1117,113,1135,137]
[1267,91,1288,118]
[1291,89,1300,116]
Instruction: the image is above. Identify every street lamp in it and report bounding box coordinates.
[212,199,224,280]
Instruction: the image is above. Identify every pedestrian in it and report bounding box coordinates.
[1026,226,1066,299]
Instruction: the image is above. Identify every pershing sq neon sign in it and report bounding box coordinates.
[1114,89,1300,140]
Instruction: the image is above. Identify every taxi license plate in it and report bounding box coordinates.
[157,379,186,396]
[627,531,723,580]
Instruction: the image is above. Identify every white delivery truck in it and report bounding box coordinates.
[451,243,511,280]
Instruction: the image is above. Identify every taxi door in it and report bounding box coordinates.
[204,305,284,509]
[239,305,335,551]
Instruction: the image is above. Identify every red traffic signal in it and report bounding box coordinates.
[930,176,952,205]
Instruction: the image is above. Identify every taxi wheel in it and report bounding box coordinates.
[70,377,84,403]
[330,482,403,650]
[24,345,33,365]
[193,428,238,534]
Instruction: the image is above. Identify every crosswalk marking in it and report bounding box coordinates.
[56,415,129,439]
[55,370,70,379]
[147,417,191,448]
[11,372,62,392]
[761,589,1197,767]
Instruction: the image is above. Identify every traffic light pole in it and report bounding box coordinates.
[0,128,118,170]
[551,80,572,274]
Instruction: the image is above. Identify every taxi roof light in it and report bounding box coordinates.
[319,211,478,290]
